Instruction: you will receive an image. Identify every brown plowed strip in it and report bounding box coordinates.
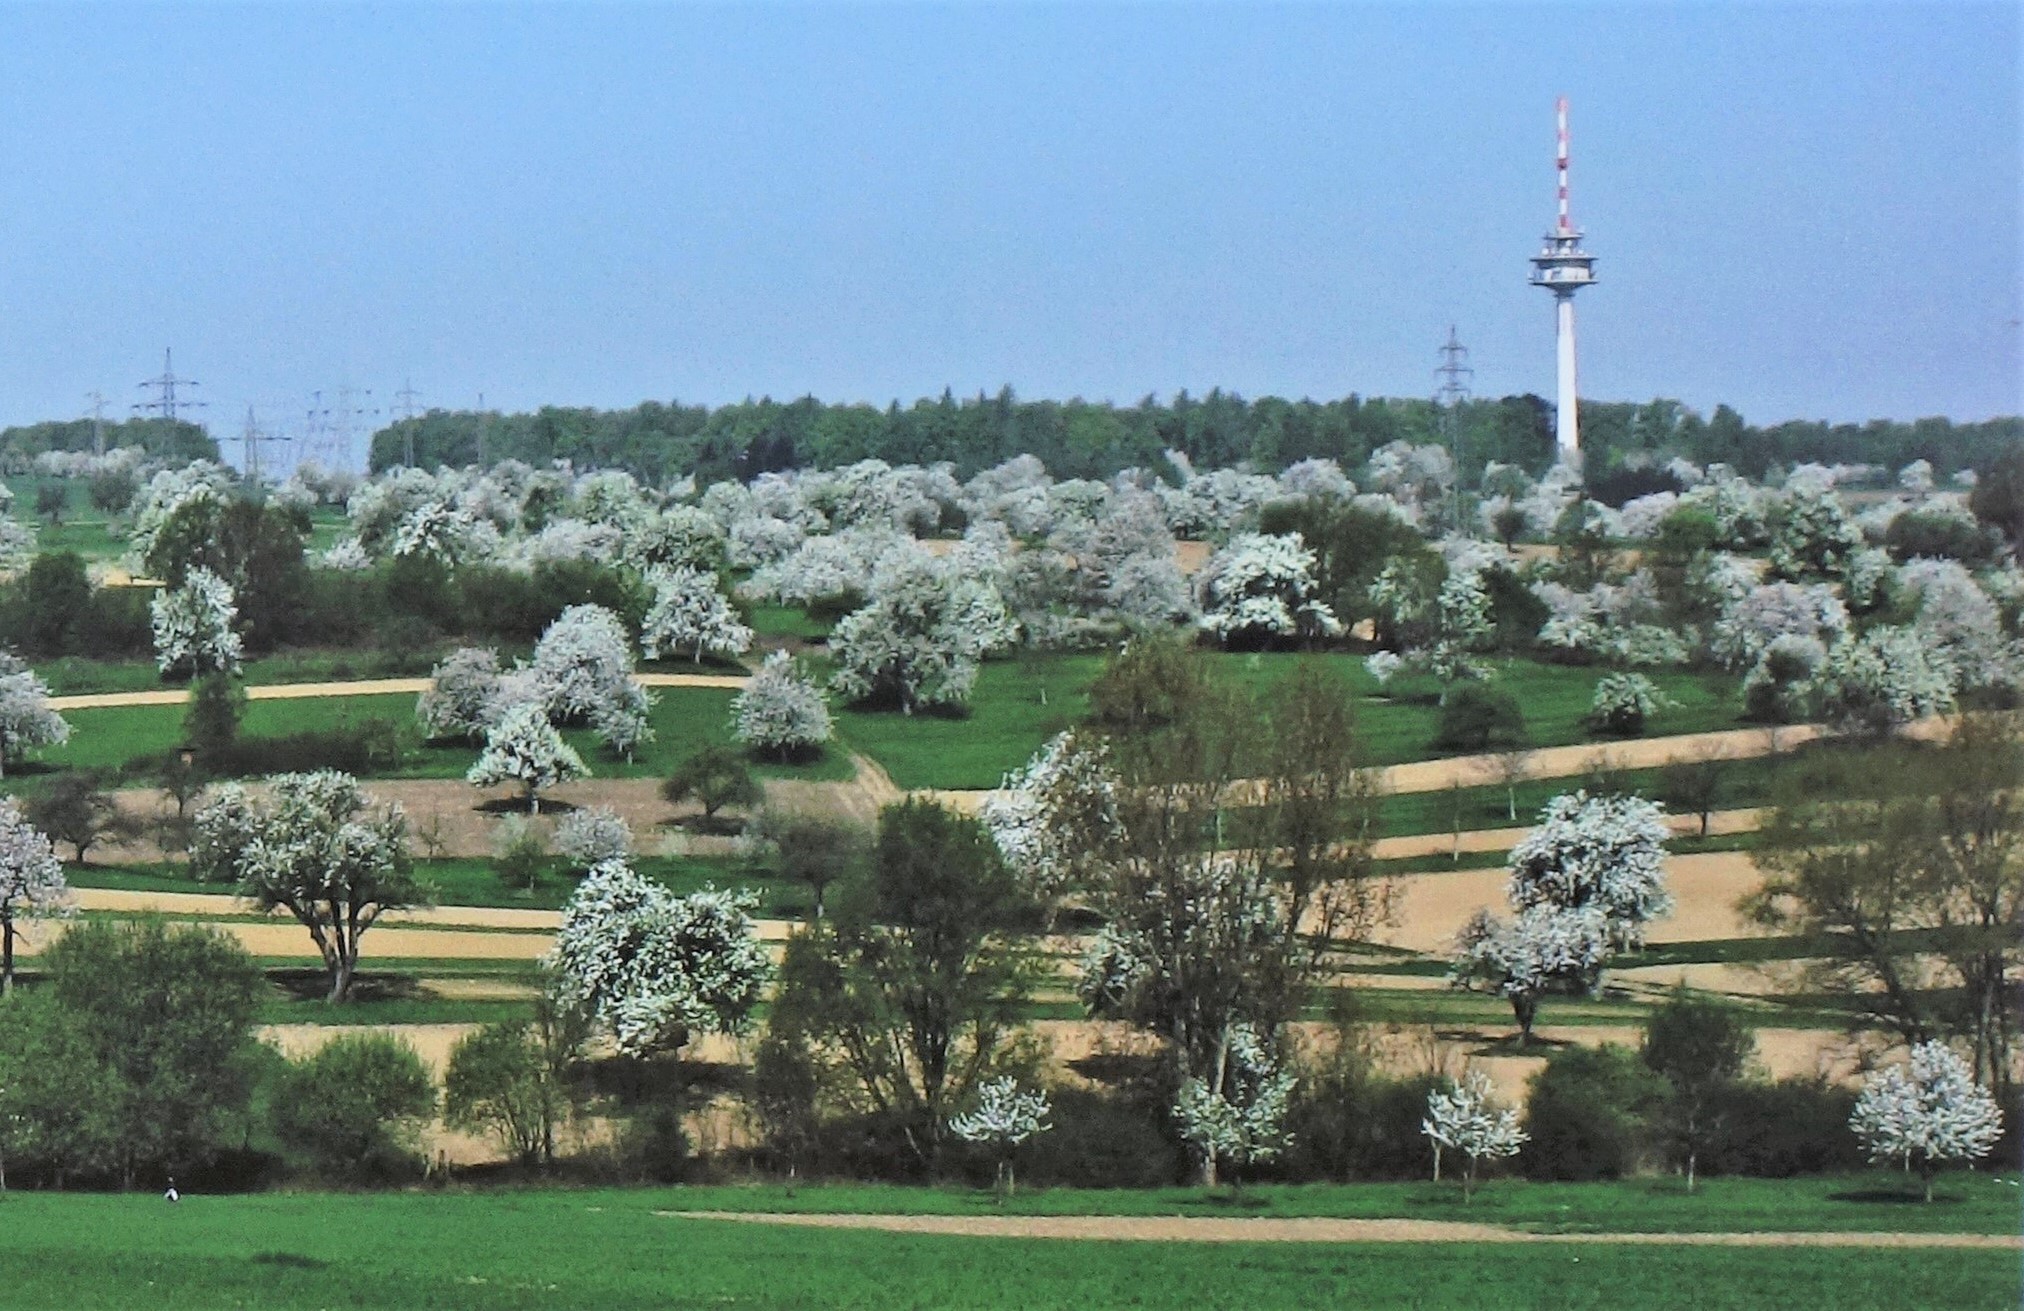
[48,669,746,712]
[664,1211,2021,1248]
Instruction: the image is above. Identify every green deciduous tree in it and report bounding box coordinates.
[272,1032,436,1178]
[1642,988,1754,1191]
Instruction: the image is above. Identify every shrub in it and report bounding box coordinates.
[1020,1088,1183,1188]
[1704,1077,1862,1178]
[1588,672,1670,737]
[271,1033,436,1179]
[1884,508,1996,564]
[1432,684,1526,752]
[1518,1044,1662,1181]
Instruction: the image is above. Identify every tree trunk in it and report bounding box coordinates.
[1513,993,1538,1045]
[1686,1150,1696,1194]
[1,918,13,995]
[1431,1142,1442,1183]
[326,950,356,1003]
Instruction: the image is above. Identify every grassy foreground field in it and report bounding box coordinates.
[0,1186,2014,1311]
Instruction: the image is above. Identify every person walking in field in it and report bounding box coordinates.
[163,1177,180,1203]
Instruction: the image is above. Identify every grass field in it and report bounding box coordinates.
[17,642,1751,793]
[24,687,855,785]
[0,1187,2012,1310]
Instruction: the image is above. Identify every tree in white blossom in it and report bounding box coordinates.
[1196,532,1342,647]
[1767,488,1865,582]
[0,655,71,778]
[0,797,71,991]
[530,604,655,755]
[1171,1022,1297,1188]
[547,859,772,1057]
[191,771,426,1002]
[416,647,506,743]
[1422,1069,1526,1199]
[150,566,244,677]
[1451,904,1611,1043]
[1452,790,1671,1040]
[1710,582,1849,672]
[949,1076,1053,1196]
[828,558,1014,713]
[1589,671,1673,736]
[982,731,1119,920]
[732,650,833,760]
[1850,1041,2004,1202]
[0,513,34,573]
[631,503,729,572]
[640,565,753,665]
[1806,626,1957,736]
[468,702,589,813]
[553,805,633,870]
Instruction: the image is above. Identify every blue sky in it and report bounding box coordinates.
[0,2,2016,464]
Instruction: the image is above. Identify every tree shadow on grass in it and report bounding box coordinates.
[475,796,581,817]
[1825,1187,1965,1207]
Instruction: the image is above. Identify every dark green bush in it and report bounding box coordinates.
[1519,1044,1662,1181]
[1703,1077,1862,1178]
[1432,684,1527,752]
[271,1032,436,1179]
[1022,1088,1183,1188]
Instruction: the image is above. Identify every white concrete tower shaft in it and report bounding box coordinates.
[1529,97,1596,464]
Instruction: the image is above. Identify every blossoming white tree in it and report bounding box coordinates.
[191,771,426,1002]
[1422,1069,1527,1199]
[547,859,772,1056]
[828,558,1013,713]
[1452,791,1671,1040]
[731,650,833,760]
[0,797,70,991]
[1850,1041,2003,1202]
[948,1076,1053,1196]
[1806,626,1957,735]
[416,647,506,742]
[1196,532,1342,647]
[639,565,754,665]
[553,805,633,869]
[1589,671,1673,736]
[1171,1022,1297,1188]
[468,702,589,813]
[149,565,244,677]
[982,731,1119,918]
[0,513,33,573]
[530,604,654,754]
[0,656,71,778]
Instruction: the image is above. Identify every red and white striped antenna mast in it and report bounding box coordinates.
[1555,95,1573,233]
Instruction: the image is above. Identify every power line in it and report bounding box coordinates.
[393,378,423,467]
[237,405,291,486]
[134,347,207,426]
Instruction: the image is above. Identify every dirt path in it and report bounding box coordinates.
[47,669,747,712]
[926,717,1956,814]
[664,1210,2020,1248]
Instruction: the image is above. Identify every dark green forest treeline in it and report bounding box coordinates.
[0,417,216,465]
[364,389,2020,486]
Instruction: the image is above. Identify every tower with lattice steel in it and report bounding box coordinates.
[1529,98,1596,463]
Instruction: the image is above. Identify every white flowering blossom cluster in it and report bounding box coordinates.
[1171,1022,1297,1183]
[828,555,1015,712]
[1850,1041,2003,1201]
[553,805,634,869]
[1422,1069,1526,1191]
[1805,626,1957,733]
[731,651,833,759]
[1589,671,1673,736]
[0,512,34,573]
[1535,573,1688,667]
[1709,581,1849,671]
[30,445,147,480]
[948,1076,1054,1168]
[149,565,244,676]
[0,796,71,985]
[547,860,772,1056]
[530,604,655,753]
[1766,487,1866,581]
[640,566,753,664]
[983,732,1119,912]
[1452,791,1671,1039]
[1196,532,1342,646]
[0,654,70,776]
[416,647,509,742]
[126,461,235,568]
[466,702,589,811]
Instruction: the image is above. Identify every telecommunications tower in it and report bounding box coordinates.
[1528,97,1596,463]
